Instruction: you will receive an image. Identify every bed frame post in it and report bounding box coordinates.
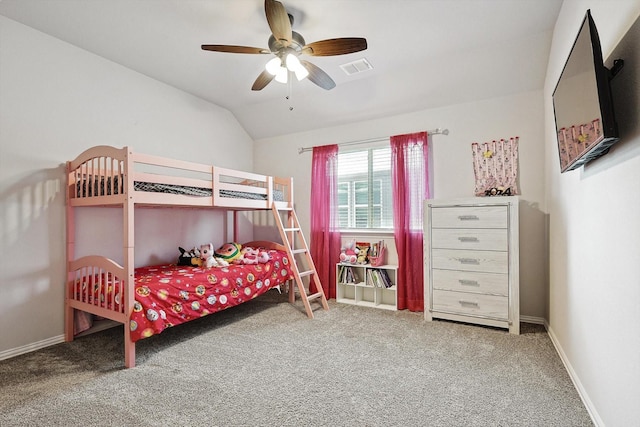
[288,176,294,209]
[65,161,75,342]
[123,148,136,368]
[233,211,239,242]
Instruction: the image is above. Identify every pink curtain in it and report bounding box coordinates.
[391,132,430,312]
[310,145,341,299]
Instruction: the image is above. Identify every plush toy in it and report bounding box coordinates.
[356,242,370,265]
[200,243,229,268]
[236,246,270,265]
[339,239,359,264]
[178,247,203,267]
[254,247,271,264]
[214,242,242,264]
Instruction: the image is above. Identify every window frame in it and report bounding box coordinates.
[337,145,393,231]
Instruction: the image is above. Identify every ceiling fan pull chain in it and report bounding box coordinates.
[286,71,294,111]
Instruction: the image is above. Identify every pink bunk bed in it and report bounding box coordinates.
[65,146,296,368]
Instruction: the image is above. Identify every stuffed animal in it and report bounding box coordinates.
[214,242,242,264]
[178,247,203,267]
[339,239,359,264]
[253,247,271,264]
[236,246,270,265]
[356,242,370,265]
[199,243,229,268]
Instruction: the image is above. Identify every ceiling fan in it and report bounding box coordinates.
[201,0,367,91]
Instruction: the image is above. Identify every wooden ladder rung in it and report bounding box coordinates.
[299,270,314,278]
[283,227,300,232]
[306,292,323,301]
[291,249,307,255]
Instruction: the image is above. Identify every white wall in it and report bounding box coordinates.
[544,1,640,426]
[0,17,254,356]
[254,89,548,321]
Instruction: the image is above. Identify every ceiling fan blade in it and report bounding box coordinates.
[302,38,368,56]
[202,45,270,54]
[252,70,275,91]
[300,60,336,90]
[265,0,292,46]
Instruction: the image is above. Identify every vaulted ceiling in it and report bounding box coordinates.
[0,0,563,139]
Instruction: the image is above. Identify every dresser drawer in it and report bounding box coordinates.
[430,206,507,229]
[431,249,508,274]
[431,228,507,251]
[432,289,508,320]
[432,269,508,295]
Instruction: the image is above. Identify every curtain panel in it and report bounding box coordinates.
[310,145,342,299]
[391,132,430,312]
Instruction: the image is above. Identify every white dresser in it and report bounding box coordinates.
[424,197,519,334]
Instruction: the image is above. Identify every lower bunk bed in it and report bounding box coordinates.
[65,241,293,368]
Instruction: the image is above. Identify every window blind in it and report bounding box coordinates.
[337,147,393,229]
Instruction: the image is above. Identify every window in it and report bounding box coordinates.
[337,147,393,229]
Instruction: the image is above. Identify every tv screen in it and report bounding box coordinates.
[552,10,620,173]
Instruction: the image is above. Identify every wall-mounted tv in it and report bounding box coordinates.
[552,9,622,173]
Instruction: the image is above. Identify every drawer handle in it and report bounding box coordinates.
[458,215,479,221]
[458,236,479,242]
[458,258,480,265]
[459,300,479,307]
[459,279,480,286]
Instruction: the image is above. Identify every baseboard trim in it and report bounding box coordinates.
[520,315,545,324]
[545,321,604,427]
[0,334,65,362]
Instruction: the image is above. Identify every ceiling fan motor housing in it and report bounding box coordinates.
[268,31,306,56]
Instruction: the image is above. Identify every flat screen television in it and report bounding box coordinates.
[552,9,622,173]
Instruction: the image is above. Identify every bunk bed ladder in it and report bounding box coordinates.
[271,204,329,318]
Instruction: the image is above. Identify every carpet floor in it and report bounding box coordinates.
[0,290,593,426]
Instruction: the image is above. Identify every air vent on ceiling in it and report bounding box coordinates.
[340,58,373,76]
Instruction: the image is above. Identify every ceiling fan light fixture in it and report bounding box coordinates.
[294,66,309,81]
[275,66,288,83]
[285,53,308,81]
[285,53,301,71]
[265,57,282,75]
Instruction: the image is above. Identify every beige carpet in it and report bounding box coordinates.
[0,290,593,426]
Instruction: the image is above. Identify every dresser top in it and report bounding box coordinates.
[426,196,519,208]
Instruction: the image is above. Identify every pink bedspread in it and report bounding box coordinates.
[130,250,293,341]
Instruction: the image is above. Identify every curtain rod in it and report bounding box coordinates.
[297,128,449,154]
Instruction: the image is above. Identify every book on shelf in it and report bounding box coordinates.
[338,264,361,284]
[367,268,393,288]
[379,269,393,288]
[367,269,378,287]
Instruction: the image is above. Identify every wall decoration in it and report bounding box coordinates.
[472,137,519,196]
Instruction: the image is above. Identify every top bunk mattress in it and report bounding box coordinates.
[76,176,284,201]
